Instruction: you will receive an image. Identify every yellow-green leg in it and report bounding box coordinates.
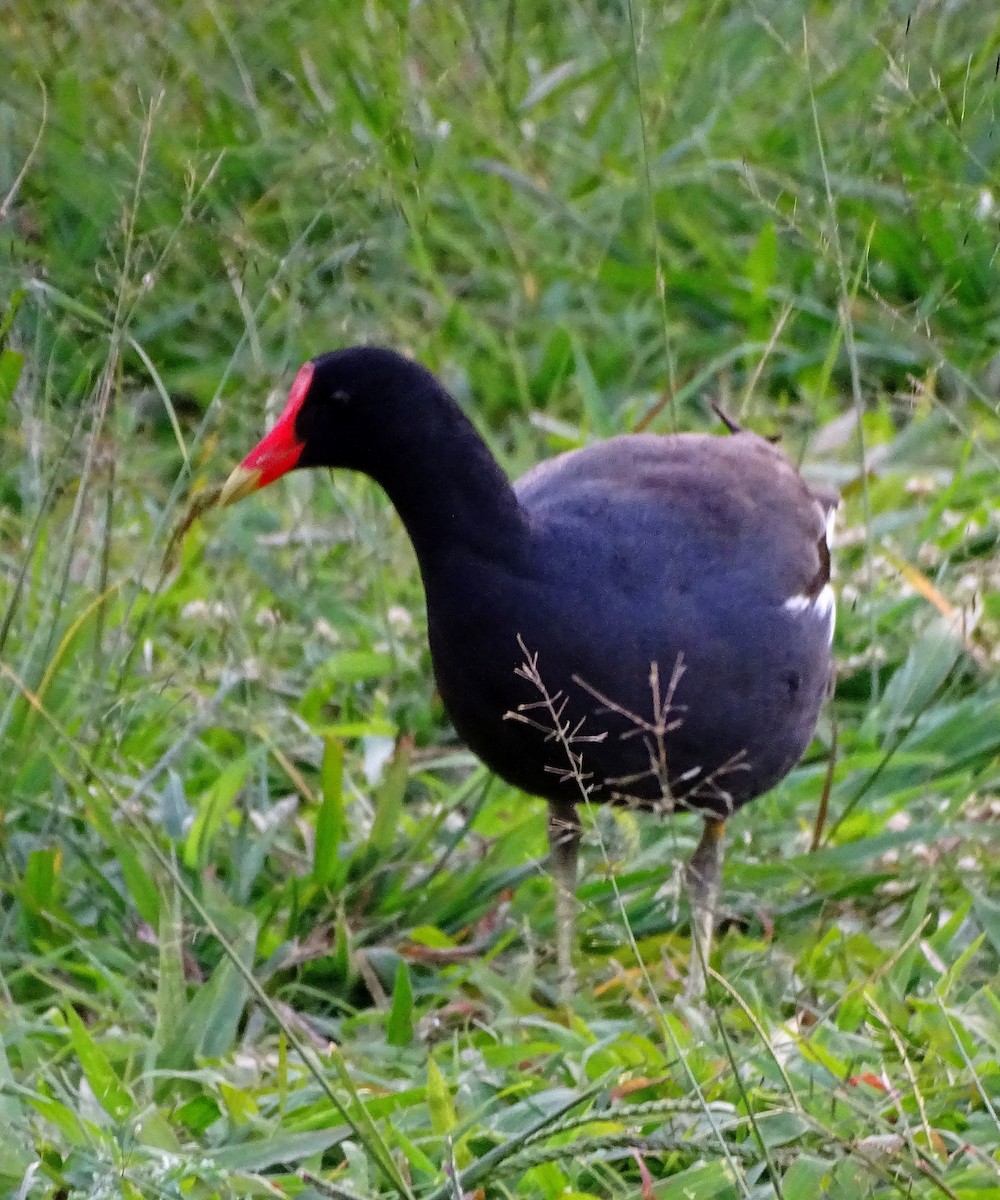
[684,817,726,1002]
[547,801,581,1000]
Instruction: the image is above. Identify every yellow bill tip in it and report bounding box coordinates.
[218,464,263,508]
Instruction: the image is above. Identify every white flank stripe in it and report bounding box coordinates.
[783,582,836,645]
[823,505,837,550]
[783,593,812,613]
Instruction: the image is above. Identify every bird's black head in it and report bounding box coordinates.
[219,346,440,504]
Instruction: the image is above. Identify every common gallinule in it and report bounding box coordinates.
[220,346,836,998]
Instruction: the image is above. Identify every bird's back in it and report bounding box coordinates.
[515,432,832,607]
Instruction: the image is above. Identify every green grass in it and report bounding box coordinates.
[2,1,1000,1196]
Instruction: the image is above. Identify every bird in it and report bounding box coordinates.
[219,345,837,999]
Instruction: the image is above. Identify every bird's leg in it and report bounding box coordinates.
[547,800,582,999]
[684,816,726,1002]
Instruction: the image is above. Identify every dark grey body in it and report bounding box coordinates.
[422,433,834,818]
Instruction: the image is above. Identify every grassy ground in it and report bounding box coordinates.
[2,2,1000,1197]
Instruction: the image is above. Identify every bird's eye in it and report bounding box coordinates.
[331,389,350,404]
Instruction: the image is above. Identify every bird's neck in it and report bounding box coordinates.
[364,385,527,568]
